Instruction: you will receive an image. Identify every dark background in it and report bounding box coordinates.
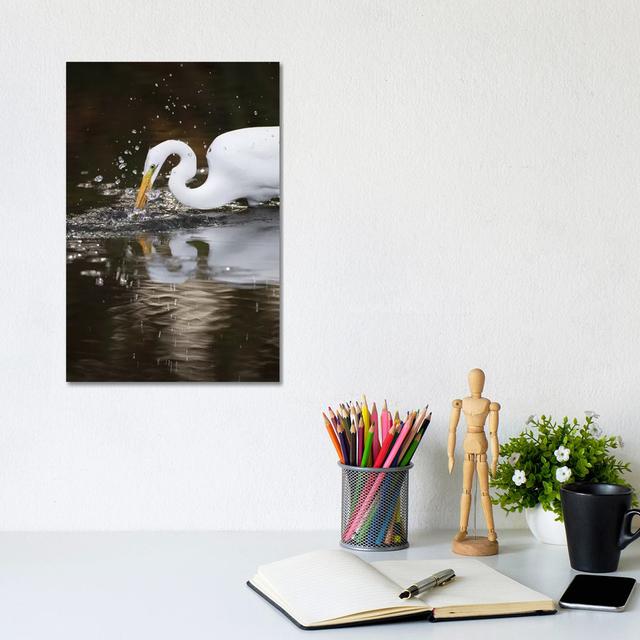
[67,62,279,215]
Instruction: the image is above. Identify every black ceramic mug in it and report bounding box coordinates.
[560,483,640,572]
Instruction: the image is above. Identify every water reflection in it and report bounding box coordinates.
[143,221,279,285]
[67,207,280,382]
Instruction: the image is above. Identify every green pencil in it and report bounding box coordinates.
[399,432,422,466]
[400,412,431,466]
[360,425,375,467]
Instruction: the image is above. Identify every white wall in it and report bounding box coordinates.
[1,0,639,531]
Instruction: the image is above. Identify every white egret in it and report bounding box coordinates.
[134,126,279,211]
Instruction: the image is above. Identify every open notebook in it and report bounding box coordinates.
[248,550,555,629]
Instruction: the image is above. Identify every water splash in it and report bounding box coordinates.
[67,183,278,236]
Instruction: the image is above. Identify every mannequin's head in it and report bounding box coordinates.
[468,368,485,397]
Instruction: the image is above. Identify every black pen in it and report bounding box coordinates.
[398,569,456,599]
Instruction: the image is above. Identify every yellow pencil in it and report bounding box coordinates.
[361,394,371,432]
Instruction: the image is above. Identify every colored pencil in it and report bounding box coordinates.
[371,402,380,461]
[356,417,364,465]
[399,411,431,466]
[344,412,416,540]
[361,395,370,433]
[324,410,338,439]
[381,400,390,442]
[383,411,415,465]
[378,497,401,545]
[323,413,344,463]
[373,473,403,543]
[373,422,397,467]
[350,404,359,460]
[338,408,354,464]
[376,412,427,542]
[349,419,357,465]
[386,505,401,544]
[360,423,375,468]
[322,397,432,545]
[396,407,426,464]
[340,406,353,461]
[402,412,431,460]
[328,406,339,433]
[336,422,350,465]
[399,431,422,467]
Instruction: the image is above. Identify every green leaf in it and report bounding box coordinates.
[490,413,635,516]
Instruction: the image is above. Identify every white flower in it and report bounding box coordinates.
[512,470,526,486]
[554,446,570,462]
[616,435,624,448]
[508,452,521,465]
[525,415,536,426]
[556,466,572,482]
[585,411,600,419]
[588,423,603,438]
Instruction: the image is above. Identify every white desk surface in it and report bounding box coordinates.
[0,529,637,639]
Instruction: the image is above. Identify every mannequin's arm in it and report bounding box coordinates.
[448,400,462,473]
[489,402,500,477]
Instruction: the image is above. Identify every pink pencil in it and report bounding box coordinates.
[396,407,427,463]
[381,400,390,443]
[343,412,416,541]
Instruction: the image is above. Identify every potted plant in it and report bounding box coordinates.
[490,412,635,545]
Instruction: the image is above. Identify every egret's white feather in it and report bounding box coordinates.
[142,126,279,210]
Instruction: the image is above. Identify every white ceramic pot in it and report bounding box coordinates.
[524,504,567,545]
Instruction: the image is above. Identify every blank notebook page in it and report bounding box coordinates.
[255,550,421,624]
[372,559,551,609]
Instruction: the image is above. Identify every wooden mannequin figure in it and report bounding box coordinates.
[448,368,500,556]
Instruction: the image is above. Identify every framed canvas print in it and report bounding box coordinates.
[66,62,280,382]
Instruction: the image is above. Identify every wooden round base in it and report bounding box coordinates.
[452,535,499,556]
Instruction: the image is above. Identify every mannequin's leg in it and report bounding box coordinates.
[454,454,475,541]
[477,454,497,542]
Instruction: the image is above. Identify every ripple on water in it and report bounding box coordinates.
[67,184,279,236]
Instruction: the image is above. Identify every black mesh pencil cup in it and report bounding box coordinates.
[339,463,413,551]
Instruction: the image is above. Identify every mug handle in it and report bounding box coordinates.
[618,509,640,550]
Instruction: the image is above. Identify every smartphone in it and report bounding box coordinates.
[559,574,636,612]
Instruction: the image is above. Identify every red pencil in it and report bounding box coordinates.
[373,421,397,467]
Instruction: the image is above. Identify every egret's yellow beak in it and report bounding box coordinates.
[134,166,155,210]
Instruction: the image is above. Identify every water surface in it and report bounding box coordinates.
[67,196,279,381]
